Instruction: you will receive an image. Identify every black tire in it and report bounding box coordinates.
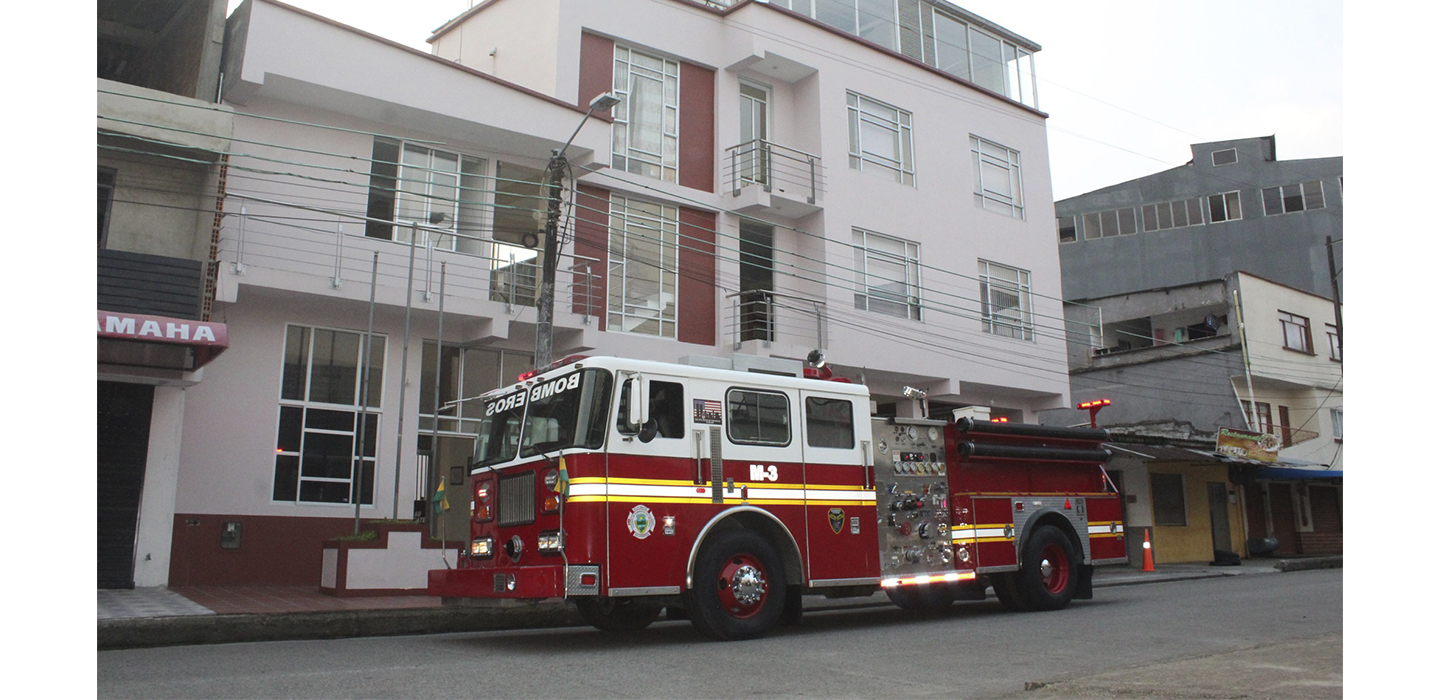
[686,529,787,641]
[575,597,662,632]
[885,583,957,611]
[1014,525,1080,611]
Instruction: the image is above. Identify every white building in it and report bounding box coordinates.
[162,0,1071,585]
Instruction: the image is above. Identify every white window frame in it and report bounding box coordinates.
[365,138,486,251]
[853,228,922,320]
[1331,407,1343,442]
[978,259,1034,340]
[612,44,680,183]
[1141,197,1205,232]
[971,135,1023,218]
[1056,215,1078,244]
[1211,148,1238,166]
[608,194,679,338]
[1263,181,1326,216]
[274,324,386,507]
[847,91,915,186]
[1208,191,1242,223]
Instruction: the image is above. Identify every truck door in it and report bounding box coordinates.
[606,373,695,593]
[801,391,878,583]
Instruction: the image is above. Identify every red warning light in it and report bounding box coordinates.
[1078,398,1112,428]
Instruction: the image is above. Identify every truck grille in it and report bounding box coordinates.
[498,471,535,526]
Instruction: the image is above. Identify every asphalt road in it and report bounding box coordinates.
[97,569,1342,699]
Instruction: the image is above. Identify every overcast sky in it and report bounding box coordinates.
[229,0,1342,200]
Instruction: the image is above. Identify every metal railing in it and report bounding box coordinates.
[219,205,602,324]
[725,139,824,204]
[726,289,827,350]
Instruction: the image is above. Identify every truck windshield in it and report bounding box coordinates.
[473,368,613,467]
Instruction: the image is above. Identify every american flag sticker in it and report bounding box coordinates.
[694,398,723,425]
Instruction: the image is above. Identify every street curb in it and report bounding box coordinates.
[1273,555,1342,572]
[98,604,583,650]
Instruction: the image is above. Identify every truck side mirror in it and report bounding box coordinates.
[622,374,649,432]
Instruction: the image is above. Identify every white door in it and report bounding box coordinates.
[739,81,770,185]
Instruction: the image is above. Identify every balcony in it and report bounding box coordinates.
[217,209,602,345]
[724,139,825,218]
[726,290,828,353]
[1086,334,1237,371]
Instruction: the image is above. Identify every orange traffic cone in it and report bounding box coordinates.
[1141,528,1156,572]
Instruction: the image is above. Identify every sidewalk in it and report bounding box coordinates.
[98,556,1339,650]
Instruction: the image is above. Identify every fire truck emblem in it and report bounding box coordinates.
[627,505,655,540]
[828,508,845,534]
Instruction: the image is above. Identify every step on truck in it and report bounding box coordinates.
[428,355,1127,640]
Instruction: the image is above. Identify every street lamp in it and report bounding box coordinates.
[535,92,621,369]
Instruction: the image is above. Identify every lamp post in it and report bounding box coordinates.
[535,92,621,369]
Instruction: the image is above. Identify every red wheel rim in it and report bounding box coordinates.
[1038,543,1070,593]
[716,553,769,618]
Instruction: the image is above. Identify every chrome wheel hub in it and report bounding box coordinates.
[730,565,767,606]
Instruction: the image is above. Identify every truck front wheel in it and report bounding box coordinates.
[686,529,787,641]
[1015,525,1079,611]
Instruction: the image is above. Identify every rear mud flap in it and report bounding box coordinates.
[1075,564,1094,600]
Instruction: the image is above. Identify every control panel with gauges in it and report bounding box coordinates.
[871,417,954,579]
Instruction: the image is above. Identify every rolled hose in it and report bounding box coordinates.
[957,441,1112,463]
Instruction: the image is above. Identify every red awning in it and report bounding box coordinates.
[96,310,229,370]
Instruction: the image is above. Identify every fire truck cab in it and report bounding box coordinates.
[428,355,1125,640]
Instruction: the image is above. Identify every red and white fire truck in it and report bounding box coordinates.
[428,355,1126,640]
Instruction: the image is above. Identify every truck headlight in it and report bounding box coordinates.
[471,537,494,558]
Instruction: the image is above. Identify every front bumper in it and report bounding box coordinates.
[428,563,599,600]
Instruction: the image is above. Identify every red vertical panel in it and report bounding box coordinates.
[679,62,715,192]
[572,185,611,330]
[578,33,615,108]
[677,207,716,345]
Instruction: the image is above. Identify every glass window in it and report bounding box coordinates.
[1279,311,1313,354]
[1142,198,1206,232]
[979,259,1033,341]
[1212,148,1238,166]
[617,379,685,441]
[1056,216,1077,244]
[770,1,1040,110]
[968,26,1004,94]
[971,135,1023,218]
[363,137,481,250]
[853,228,921,320]
[608,195,679,337]
[728,389,791,446]
[474,369,613,466]
[1208,191,1242,222]
[805,396,855,449]
[933,12,970,80]
[613,44,679,182]
[847,92,915,186]
[1151,473,1187,526]
[1263,181,1326,216]
[857,0,898,51]
[274,325,385,505]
